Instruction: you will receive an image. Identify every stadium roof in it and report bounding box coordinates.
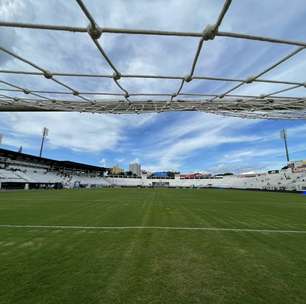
[0,148,109,172]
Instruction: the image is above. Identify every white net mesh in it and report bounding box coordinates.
[0,0,305,119]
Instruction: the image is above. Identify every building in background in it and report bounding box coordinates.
[111,166,124,175]
[129,162,141,177]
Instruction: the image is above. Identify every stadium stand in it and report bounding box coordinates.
[0,148,305,192]
[0,148,110,189]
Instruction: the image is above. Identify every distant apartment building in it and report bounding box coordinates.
[129,162,141,176]
[111,166,124,175]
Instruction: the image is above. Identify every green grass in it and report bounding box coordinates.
[0,188,306,304]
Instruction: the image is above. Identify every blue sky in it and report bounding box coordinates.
[0,0,305,173]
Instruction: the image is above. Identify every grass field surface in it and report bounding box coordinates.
[0,188,306,303]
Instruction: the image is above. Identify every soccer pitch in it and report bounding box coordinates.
[1,188,306,304]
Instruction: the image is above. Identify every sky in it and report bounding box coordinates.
[0,0,305,173]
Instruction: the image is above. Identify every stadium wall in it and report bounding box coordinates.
[92,170,306,191]
[0,148,305,192]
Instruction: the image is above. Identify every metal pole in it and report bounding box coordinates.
[284,132,290,162]
[281,128,290,163]
[39,133,45,157]
[39,127,48,157]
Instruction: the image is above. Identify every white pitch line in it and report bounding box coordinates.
[1,224,306,234]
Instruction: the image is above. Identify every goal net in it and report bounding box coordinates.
[0,0,305,119]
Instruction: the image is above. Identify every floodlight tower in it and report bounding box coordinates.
[39,127,49,157]
[0,133,3,145]
[280,128,290,163]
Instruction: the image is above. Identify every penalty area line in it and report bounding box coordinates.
[0,224,306,234]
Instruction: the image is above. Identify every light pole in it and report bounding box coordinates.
[39,127,49,157]
[280,128,290,163]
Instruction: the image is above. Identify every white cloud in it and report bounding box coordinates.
[99,158,107,166]
[115,158,125,163]
[1,112,124,152]
[141,113,261,171]
[130,158,140,164]
[0,111,159,153]
[0,133,32,149]
[214,142,306,173]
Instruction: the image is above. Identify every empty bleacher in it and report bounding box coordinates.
[1,148,305,191]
